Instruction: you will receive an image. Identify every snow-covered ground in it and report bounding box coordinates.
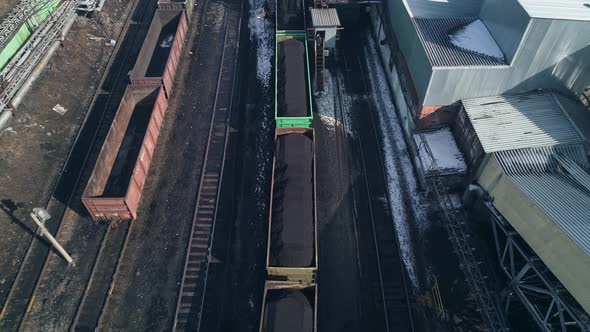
[449,19,505,61]
[248,0,274,202]
[315,69,355,137]
[248,3,273,88]
[247,0,275,314]
[359,33,435,289]
[413,127,467,175]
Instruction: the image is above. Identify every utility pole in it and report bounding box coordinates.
[30,208,74,266]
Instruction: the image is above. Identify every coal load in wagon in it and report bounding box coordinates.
[262,288,314,332]
[276,0,304,31]
[277,39,309,118]
[270,133,314,267]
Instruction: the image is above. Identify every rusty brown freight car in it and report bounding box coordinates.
[259,281,317,332]
[266,128,318,283]
[157,0,193,15]
[82,85,167,222]
[130,9,188,98]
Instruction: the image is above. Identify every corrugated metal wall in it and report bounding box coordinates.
[403,0,483,19]
[479,0,529,63]
[385,0,431,103]
[478,156,590,315]
[425,19,590,105]
[0,24,31,70]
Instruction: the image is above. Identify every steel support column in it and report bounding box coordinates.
[486,203,589,332]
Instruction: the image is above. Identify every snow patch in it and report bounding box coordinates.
[248,1,273,88]
[160,34,174,48]
[316,69,355,137]
[449,19,505,61]
[413,127,467,175]
[319,114,336,130]
[362,32,438,289]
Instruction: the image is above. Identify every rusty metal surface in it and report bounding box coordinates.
[131,9,188,97]
[82,85,168,222]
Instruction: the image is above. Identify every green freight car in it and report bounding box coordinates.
[275,31,313,128]
[0,0,63,71]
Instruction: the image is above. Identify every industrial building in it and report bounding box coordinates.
[1,0,590,331]
[373,0,590,128]
[369,0,590,327]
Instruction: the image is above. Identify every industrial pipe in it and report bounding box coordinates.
[0,109,13,131]
[12,12,76,108]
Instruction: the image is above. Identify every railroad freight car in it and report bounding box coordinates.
[157,0,194,18]
[275,32,313,128]
[82,85,167,222]
[276,0,305,32]
[130,9,188,98]
[259,281,317,332]
[267,128,317,282]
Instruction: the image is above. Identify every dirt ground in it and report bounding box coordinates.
[98,0,236,330]
[0,0,133,319]
[0,0,19,22]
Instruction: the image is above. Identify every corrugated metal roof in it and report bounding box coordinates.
[413,18,507,67]
[462,91,584,153]
[310,8,340,28]
[495,148,590,255]
[403,0,484,18]
[517,0,590,21]
[496,145,589,174]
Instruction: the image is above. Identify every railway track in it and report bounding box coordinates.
[69,222,132,331]
[0,1,155,330]
[335,43,415,331]
[172,0,242,330]
[353,51,415,331]
[327,61,366,329]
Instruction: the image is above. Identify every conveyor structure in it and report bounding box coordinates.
[0,0,75,120]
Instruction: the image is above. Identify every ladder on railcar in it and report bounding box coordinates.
[312,30,325,92]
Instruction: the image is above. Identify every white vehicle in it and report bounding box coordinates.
[76,0,105,13]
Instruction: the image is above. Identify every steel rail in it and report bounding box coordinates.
[172,0,241,329]
[0,0,151,329]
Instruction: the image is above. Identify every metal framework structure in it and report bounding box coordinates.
[486,203,590,332]
[582,87,590,112]
[430,179,509,331]
[0,0,76,113]
[0,0,37,49]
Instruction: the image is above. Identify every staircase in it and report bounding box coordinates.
[312,30,325,92]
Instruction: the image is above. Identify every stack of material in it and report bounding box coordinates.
[277,38,308,118]
[262,288,314,332]
[270,133,314,267]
